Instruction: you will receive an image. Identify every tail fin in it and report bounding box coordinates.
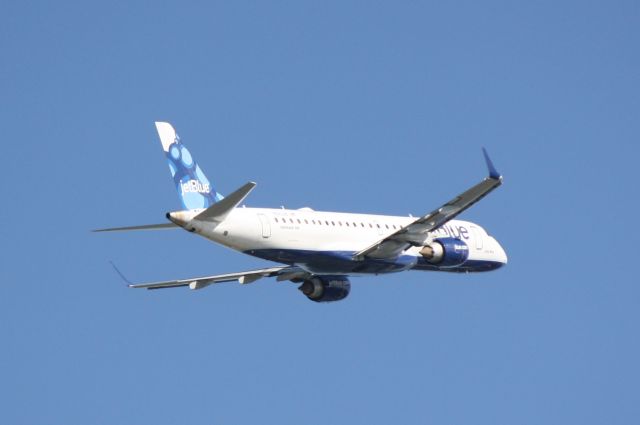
[155,122,224,210]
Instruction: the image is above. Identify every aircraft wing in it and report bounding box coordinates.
[353,148,503,260]
[113,264,309,290]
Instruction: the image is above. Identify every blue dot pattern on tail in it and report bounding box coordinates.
[165,133,223,210]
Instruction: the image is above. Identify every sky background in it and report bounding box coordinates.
[1,1,639,423]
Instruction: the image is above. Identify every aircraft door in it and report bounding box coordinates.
[257,213,271,238]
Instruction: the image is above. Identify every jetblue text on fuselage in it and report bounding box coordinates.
[434,224,470,240]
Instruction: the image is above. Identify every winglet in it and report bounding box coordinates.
[482,148,501,180]
[109,261,133,286]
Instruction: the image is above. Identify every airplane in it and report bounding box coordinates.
[95,122,508,302]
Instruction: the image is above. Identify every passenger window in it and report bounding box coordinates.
[297,219,301,224]
[304,219,308,224]
[274,218,278,223]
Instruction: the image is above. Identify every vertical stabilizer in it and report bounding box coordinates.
[155,122,224,210]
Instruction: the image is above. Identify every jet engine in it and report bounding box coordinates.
[298,276,351,302]
[419,237,469,267]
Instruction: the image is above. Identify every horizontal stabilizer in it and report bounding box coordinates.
[194,181,256,222]
[93,223,178,232]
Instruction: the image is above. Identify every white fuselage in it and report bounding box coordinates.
[174,207,508,275]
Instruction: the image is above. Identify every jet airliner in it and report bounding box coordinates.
[96,122,507,302]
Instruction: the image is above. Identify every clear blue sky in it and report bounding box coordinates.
[1,1,638,423]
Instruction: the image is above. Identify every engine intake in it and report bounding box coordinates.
[420,237,469,267]
[298,276,351,302]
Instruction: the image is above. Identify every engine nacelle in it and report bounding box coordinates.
[419,237,469,267]
[298,276,351,302]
